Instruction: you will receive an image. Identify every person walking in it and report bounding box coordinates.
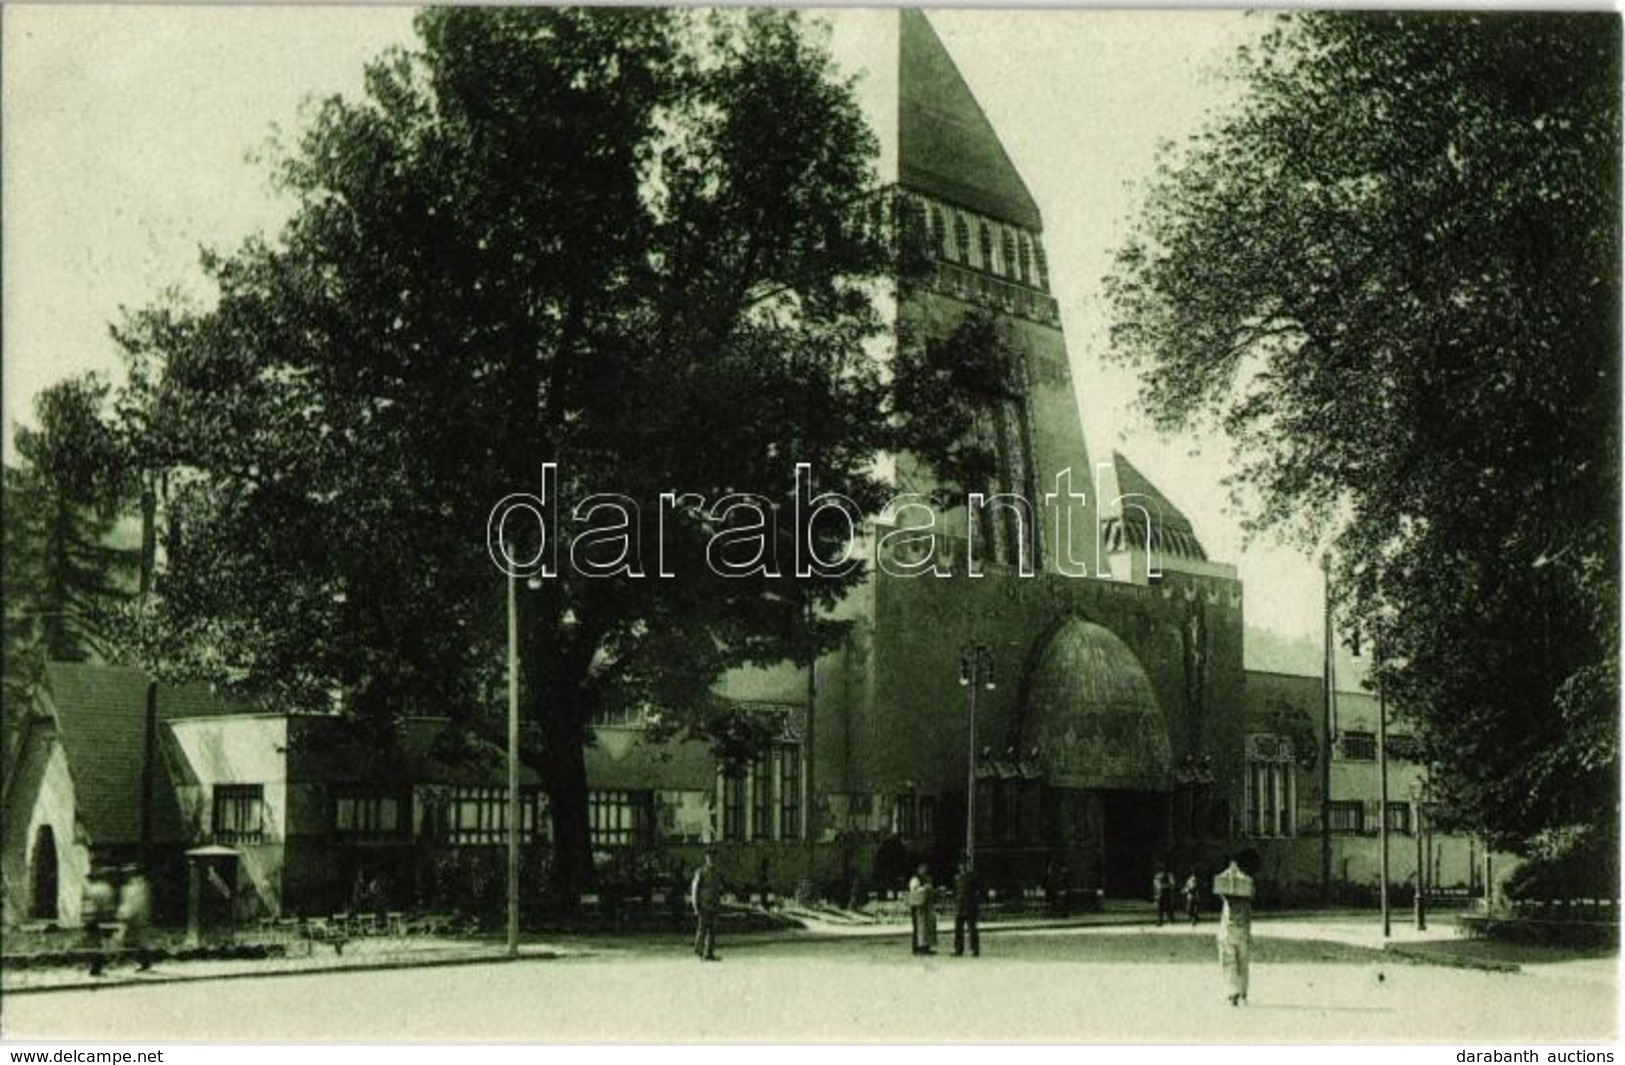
[117,864,154,971]
[907,863,937,955]
[952,859,980,957]
[1153,865,1177,926]
[82,867,116,977]
[690,850,723,961]
[1183,869,1202,926]
[1214,860,1255,1006]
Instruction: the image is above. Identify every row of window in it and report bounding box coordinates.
[718,747,803,843]
[211,771,1419,848]
[1335,730,1423,762]
[210,784,549,847]
[1326,800,1416,836]
[895,194,1050,291]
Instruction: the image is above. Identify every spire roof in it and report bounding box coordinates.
[1104,451,1210,562]
[898,10,1043,232]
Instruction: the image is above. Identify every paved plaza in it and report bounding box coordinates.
[3,926,1615,1043]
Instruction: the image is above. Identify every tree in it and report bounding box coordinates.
[115,8,937,903]
[3,375,139,756]
[1105,12,1619,857]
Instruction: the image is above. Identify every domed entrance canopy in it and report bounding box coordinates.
[1015,617,1173,792]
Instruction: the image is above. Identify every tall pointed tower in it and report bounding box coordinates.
[833,10,1096,572]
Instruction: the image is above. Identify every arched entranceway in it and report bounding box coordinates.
[29,825,59,920]
[997,616,1174,899]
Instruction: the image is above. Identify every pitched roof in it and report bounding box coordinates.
[287,714,542,788]
[899,10,1043,231]
[39,662,252,846]
[1101,452,1209,561]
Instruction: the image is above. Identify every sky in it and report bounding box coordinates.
[2,5,1334,656]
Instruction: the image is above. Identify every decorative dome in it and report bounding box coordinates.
[1017,618,1173,792]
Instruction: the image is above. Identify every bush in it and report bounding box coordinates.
[1503,824,1619,902]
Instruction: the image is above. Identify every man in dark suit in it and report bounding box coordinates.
[952,858,980,958]
[691,850,723,961]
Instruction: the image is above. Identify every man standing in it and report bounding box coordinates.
[952,859,980,958]
[1154,865,1177,926]
[691,850,722,962]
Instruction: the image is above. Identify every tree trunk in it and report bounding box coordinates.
[542,735,592,910]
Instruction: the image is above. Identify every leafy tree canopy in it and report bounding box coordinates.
[1106,12,1619,855]
[3,375,139,757]
[113,8,950,899]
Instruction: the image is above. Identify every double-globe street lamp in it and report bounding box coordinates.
[959,645,996,871]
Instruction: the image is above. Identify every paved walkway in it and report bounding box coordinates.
[0,936,571,994]
[0,906,1486,995]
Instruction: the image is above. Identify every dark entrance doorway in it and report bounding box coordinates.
[1100,790,1168,898]
[30,825,58,920]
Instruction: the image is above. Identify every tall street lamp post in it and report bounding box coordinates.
[959,645,995,870]
[1376,625,1391,939]
[506,568,520,958]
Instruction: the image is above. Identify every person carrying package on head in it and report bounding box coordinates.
[1214,859,1255,1006]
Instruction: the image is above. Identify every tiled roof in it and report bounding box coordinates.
[40,662,252,846]
[1100,452,1210,561]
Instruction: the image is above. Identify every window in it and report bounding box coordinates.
[751,755,774,840]
[778,746,802,840]
[446,786,543,845]
[592,703,650,728]
[335,794,403,843]
[717,747,801,842]
[1385,802,1413,835]
[892,794,935,840]
[927,206,944,257]
[721,774,746,842]
[589,790,653,848]
[1243,761,1295,838]
[1386,733,1423,762]
[1033,242,1049,291]
[1242,735,1296,838]
[1017,235,1033,284]
[978,222,994,270]
[1001,231,1017,277]
[1339,731,1377,761]
[214,784,265,844]
[1327,800,1364,835]
[893,795,916,837]
[953,214,970,262]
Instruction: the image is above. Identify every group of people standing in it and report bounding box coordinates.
[1152,865,1203,927]
[905,859,980,957]
[82,863,153,976]
[1159,860,1254,1004]
[690,849,1254,1007]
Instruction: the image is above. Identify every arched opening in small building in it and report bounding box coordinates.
[30,824,58,920]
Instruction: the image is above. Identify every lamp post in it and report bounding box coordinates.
[959,645,995,870]
[1376,625,1391,939]
[506,567,520,958]
[1411,775,1428,931]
